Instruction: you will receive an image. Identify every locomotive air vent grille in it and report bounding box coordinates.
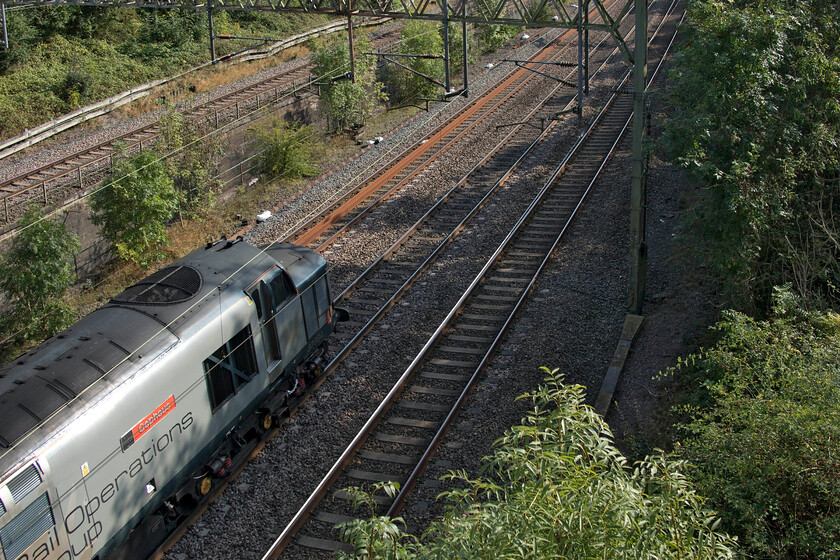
[112,266,202,305]
[0,493,54,559]
[7,464,41,503]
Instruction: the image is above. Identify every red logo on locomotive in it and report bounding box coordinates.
[131,395,176,441]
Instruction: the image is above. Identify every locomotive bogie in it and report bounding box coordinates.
[0,241,345,560]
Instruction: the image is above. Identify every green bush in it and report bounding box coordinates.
[155,109,224,218]
[0,35,159,135]
[476,22,520,53]
[139,9,205,47]
[0,208,80,355]
[312,35,387,132]
[59,67,92,105]
[674,292,840,558]
[384,20,445,104]
[664,0,840,313]
[475,2,521,53]
[338,369,738,559]
[90,149,178,266]
[249,118,319,180]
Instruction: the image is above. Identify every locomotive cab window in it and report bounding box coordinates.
[250,288,263,320]
[203,326,258,412]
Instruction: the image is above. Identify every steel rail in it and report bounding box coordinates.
[137,22,607,559]
[283,34,575,246]
[305,0,640,253]
[153,2,680,556]
[327,3,635,313]
[316,12,626,388]
[389,0,685,514]
[388,2,685,514]
[274,0,649,427]
[269,87,625,559]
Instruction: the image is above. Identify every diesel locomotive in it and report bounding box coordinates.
[0,239,348,560]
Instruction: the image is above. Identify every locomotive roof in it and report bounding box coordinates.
[0,240,324,480]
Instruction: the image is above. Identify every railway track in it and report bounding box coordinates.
[150,23,601,559]
[243,0,640,408]
[0,25,401,228]
[258,1,684,556]
[154,1,678,556]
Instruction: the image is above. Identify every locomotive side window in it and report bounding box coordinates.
[0,493,54,560]
[249,268,294,372]
[203,326,259,412]
[315,276,330,319]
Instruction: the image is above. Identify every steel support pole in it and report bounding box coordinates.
[462,20,468,96]
[207,0,215,63]
[1,4,8,51]
[577,6,583,117]
[628,0,648,314]
[442,0,451,92]
[584,0,589,94]
[348,14,356,82]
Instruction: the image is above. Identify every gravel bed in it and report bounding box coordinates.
[162,32,591,560]
[396,49,719,542]
[243,33,572,255]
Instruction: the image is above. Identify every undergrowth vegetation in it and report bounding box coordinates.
[311,33,387,132]
[337,370,738,559]
[381,20,445,105]
[659,0,840,558]
[0,208,80,351]
[672,295,840,558]
[664,0,840,313]
[0,6,330,138]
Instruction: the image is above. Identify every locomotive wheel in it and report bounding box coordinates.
[261,412,273,431]
[197,475,212,497]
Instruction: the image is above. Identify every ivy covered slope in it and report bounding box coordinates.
[0,6,329,139]
[664,0,840,312]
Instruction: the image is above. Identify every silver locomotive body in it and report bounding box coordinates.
[0,240,344,560]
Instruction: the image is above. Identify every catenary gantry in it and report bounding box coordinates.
[0,0,640,65]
